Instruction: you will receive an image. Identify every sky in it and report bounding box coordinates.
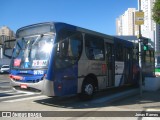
[0,0,137,35]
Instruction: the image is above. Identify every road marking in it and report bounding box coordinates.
[0,89,43,102]
[0,90,41,99]
[0,90,14,93]
[0,93,29,100]
[3,95,46,102]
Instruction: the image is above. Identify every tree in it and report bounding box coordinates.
[152,0,160,24]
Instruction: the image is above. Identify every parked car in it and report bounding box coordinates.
[0,65,10,74]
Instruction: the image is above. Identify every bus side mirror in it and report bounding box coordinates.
[3,39,16,59]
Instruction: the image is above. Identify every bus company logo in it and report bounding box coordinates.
[2,112,11,117]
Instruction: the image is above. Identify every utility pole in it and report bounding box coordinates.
[135,0,144,96]
[138,0,143,96]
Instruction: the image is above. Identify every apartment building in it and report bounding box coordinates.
[0,26,15,44]
[140,0,160,51]
[116,8,138,36]
[0,26,15,65]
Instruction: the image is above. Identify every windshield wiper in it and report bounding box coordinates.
[32,34,43,46]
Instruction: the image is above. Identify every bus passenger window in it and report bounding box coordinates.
[85,34,104,60]
[115,43,124,61]
[55,31,83,69]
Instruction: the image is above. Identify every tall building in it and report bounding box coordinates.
[116,0,160,65]
[140,0,159,51]
[0,26,15,45]
[0,26,15,63]
[116,8,138,36]
[140,0,160,65]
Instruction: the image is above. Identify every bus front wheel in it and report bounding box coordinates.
[80,79,95,100]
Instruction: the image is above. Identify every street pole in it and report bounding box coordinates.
[138,0,143,96]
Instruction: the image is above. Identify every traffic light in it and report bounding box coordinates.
[143,45,148,51]
[143,38,148,51]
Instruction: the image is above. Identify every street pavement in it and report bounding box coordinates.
[0,74,11,90]
[0,74,160,120]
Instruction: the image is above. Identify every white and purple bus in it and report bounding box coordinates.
[9,22,141,99]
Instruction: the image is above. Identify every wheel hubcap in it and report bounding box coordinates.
[85,84,93,95]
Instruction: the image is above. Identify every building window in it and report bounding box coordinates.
[1,29,5,35]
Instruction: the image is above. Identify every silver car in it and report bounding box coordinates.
[0,65,10,73]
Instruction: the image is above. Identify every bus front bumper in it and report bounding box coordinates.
[10,79,55,96]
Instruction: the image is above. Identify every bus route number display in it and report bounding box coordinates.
[32,60,47,67]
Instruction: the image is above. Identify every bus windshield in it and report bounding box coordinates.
[11,35,54,69]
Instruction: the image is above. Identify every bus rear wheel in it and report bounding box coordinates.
[80,79,95,100]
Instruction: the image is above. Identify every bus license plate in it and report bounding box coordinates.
[20,84,28,89]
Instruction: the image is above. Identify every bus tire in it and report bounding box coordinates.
[80,78,95,100]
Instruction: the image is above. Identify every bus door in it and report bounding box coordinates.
[105,43,114,87]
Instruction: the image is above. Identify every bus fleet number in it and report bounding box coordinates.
[34,70,44,75]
